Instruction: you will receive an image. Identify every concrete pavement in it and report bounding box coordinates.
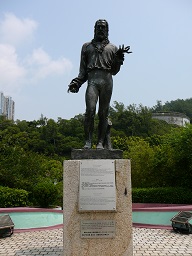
[0,227,192,256]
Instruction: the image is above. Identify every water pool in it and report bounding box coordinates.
[0,208,63,231]
[132,211,179,226]
[132,203,192,229]
[1,204,192,231]
[8,210,174,228]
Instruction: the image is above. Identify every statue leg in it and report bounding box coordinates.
[97,78,113,149]
[103,119,112,149]
[84,83,98,149]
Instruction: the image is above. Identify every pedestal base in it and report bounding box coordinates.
[63,159,133,256]
[71,149,123,159]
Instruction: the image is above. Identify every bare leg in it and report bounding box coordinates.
[84,70,113,149]
[97,76,113,149]
[84,82,99,149]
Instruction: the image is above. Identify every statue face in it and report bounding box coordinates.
[94,20,108,42]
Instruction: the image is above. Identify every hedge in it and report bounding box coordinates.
[32,180,59,208]
[0,186,29,207]
[132,187,192,204]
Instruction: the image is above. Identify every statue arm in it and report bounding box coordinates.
[68,44,88,93]
[111,45,132,75]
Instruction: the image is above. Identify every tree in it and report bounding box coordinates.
[112,136,156,187]
[109,101,173,137]
[152,125,192,188]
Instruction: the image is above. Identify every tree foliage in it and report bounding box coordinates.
[109,101,174,138]
[0,98,192,206]
[115,125,192,189]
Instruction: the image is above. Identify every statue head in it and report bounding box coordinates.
[94,19,109,42]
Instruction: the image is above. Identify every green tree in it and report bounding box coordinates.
[123,137,155,188]
[109,101,174,138]
[152,125,192,188]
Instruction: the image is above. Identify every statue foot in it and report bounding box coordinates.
[96,142,104,150]
[83,141,92,149]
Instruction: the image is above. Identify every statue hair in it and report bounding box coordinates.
[94,19,109,32]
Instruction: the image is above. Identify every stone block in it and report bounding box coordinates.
[63,159,133,256]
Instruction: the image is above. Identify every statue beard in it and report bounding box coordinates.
[94,32,108,42]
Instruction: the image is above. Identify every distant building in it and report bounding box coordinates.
[152,112,190,127]
[0,92,15,120]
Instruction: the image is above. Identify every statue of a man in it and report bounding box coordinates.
[68,19,131,149]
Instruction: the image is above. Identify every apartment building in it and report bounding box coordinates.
[0,92,15,120]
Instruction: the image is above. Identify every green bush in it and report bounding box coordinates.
[55,181,63,208]
[32,179,59,208]
[132,187,192,204]
[0,186,29,207]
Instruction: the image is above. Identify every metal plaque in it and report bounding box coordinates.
[79,160,116,211]
[81,220,116,238]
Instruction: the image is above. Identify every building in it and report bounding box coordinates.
[152,112,190,127]
[0,92,15,120]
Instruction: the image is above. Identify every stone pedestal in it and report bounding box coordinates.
[63,158,133,256]
[71,148,123,159]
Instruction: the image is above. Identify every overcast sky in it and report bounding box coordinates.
[0,0,192,121]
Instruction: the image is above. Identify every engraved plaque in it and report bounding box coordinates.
[81,220,116,238]
[79,160,116,211]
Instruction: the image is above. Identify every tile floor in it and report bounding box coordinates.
[0,228,192,256]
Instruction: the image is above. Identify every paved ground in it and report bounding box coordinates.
[0,228,192,256]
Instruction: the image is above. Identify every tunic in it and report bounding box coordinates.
[71,41,122,87]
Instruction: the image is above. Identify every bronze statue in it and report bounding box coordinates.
[68,19,131,149]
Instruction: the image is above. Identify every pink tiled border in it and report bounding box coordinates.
[0,207,63,213]
[132,203,192,212]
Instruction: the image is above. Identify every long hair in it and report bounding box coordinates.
[94,19,109,31]
[94,19,109,32]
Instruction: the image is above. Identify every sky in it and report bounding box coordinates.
[0,0,192,121]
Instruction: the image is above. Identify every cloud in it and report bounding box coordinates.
[0,45,73,93]
[0,44,26,93]
[0,13,38,45]
[27,48,73,79]
[0,14,72,94]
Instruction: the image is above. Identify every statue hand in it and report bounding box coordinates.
[115,45,132,64]
[67,82,80,93]
[118,45,132,54]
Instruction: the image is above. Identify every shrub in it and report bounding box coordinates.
[55,181,63,208]
[0,186,29,207]
[32,179,59,208]
[132,187,192,204]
